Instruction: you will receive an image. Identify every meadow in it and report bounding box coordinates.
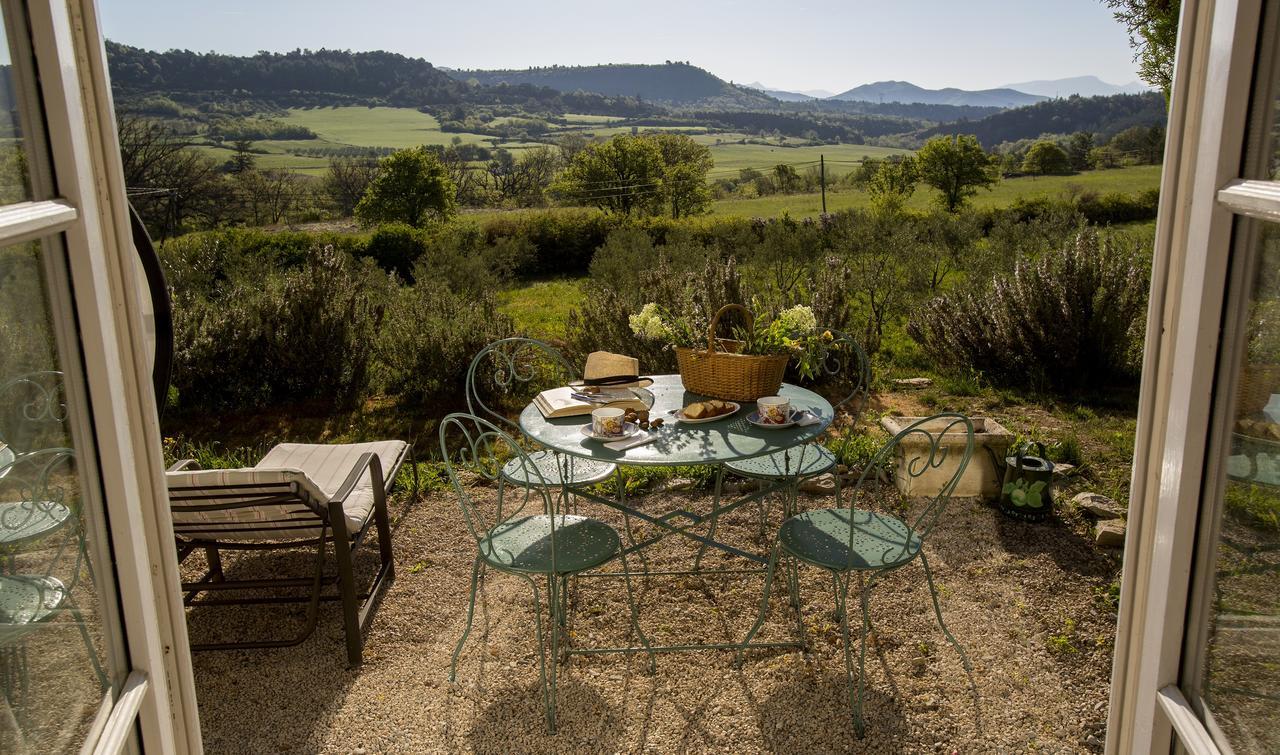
[709,164,1162,218]
[193,106,913,181]
[188,107,1160,220]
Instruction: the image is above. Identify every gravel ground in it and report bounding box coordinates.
[185,480,1120,754]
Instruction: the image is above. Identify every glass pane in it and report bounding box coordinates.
[0,10,36,203]
[1204,220,1280,753]
[0,239,119,751]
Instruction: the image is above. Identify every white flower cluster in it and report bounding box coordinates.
[776,305,817,334]
[629,302,671,341]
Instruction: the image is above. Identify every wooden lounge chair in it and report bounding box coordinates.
[165,441,410,666]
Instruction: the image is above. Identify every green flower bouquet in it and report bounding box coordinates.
[630,302,839,398]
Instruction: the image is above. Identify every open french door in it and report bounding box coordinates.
[1108,0,1280,752]
[0,0,197,752]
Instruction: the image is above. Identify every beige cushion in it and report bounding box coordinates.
[167,441,407,542]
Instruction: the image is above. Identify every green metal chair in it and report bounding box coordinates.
[0,371,66,460]
[722,332,870,537]
[466,338,615,491]
[440,412,653,734]
[736,413,974,737]
[0,449,107,713]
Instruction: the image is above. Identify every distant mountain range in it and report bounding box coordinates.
[828,81,1046,108]
[446,64,1149,111]
[755,76,1147,107]
[999,75,1150,98]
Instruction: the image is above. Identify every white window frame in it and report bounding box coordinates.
[0,1,201,752]
[1106,0,1280,753]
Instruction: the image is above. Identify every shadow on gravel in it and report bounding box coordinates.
[991,508,1113,578]
[468,678,622,755]
[758,671,906,750]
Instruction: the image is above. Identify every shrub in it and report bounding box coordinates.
[171,246,392,410]
[362,222,427,279]
[376,277,512,402]
[907,227,1150,393]
[480,210,614,276]
[160,228,364,298]
[1075,189,1160,226]
[565,229,744,371]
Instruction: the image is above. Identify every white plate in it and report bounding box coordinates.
[580,422,642,442]
[746,410,799,429]
[674,401,740,424]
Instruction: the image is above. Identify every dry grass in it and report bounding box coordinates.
[184,475,1120,754]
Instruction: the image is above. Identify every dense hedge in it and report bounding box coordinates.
[161,234,511,412]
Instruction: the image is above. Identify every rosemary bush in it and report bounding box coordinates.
[907,227,1149,393]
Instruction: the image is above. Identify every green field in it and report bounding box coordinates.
[705,142,911,177]
[709,164,1162,218]
[279,107,492,148]
[496,278,585,339]
[198,108,1161,216]
[203,107,916,179]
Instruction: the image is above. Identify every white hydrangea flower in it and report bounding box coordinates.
[629,303,670,340]
[777,305,817,334]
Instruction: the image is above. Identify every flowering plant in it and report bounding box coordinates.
[629,302,839,381]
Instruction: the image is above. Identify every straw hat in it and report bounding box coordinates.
[571,351,653,388]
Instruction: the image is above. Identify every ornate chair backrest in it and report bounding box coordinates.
[822,331,871,418]
[842,413,974,569]
[439,413,557,568]
[465,338,578,432]
[0,371,68,454]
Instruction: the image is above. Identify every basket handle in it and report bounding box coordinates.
[707,304,753,351]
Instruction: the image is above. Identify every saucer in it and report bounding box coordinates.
[746,410,799,429]
[580,422,642,441]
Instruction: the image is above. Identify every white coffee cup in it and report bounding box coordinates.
[757,396,792,425]
[591,407,626,437]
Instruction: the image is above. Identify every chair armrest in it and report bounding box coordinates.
[331,452,380,505]
[167,459,200,473]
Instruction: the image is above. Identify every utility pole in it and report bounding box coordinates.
[820,154,827,214]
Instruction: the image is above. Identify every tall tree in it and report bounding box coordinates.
[648,133,713,218]
[1066,132,1095,171]
[1104,0,1180,98]
[227,139,256,174]
[914,135,997,212]
[553,134,665,216]
[484,146,560,207]
[117,116,230,237]
[1021,141,1072,176]
[865,155,918,213]
[323,156,380,216]
[355,146,457,227]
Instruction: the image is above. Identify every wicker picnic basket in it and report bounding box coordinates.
[675,304,789,401]
[1239,364,1280,414]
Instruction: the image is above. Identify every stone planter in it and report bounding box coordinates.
[878,416,1013,499]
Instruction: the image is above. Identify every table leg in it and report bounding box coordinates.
[692,465,725,570]
[610,467,648,580]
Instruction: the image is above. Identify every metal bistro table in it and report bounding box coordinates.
[518,374,834,654]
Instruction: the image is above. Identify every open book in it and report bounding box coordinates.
[533,386,649,419]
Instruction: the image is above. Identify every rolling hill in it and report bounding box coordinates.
[829,80,1046,108]
[920,92,1167,147]
[448,63,778,108]
[104,42,660,116]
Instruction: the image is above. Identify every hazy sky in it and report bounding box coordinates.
[98,0,1141,93]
